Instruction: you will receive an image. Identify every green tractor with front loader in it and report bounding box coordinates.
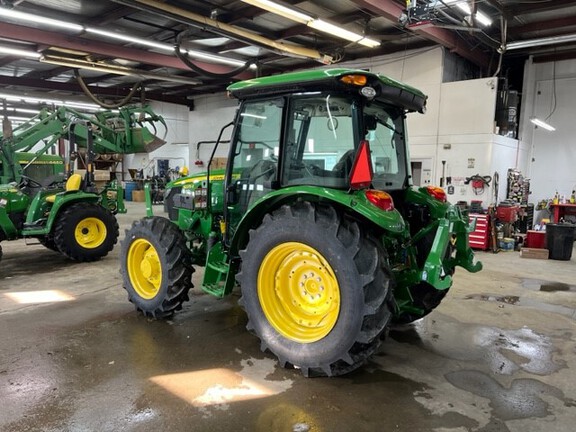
[0,104,167,263]
[120,69,482,377]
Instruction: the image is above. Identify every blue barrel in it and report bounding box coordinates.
[124,181,137,201]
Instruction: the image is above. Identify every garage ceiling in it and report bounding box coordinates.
[0,0,575,108]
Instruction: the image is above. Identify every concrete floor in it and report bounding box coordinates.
[1,201,575,432]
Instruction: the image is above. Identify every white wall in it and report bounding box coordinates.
[188,94,238,174]
[520,57,576,203]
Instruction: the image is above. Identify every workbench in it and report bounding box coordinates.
[549,203,576,223]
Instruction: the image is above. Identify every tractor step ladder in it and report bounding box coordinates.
[202,242,229,297]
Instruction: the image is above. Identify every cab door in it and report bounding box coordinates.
[225,98,284,238]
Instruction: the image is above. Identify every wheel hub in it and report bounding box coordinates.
[258,242,340,343]
[74,217,107,249]
[127,239,162,299]
[140,249,161,282]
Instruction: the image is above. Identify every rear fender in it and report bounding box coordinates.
[24,192,100,236]
[229,186,406,255]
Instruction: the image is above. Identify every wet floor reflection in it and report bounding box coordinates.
[463,292,576,319]
[446,370,576,420]
[522,279,576,292]
[390,316,565,376]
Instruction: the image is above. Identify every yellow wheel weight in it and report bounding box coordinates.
[257,242,340,343]
[74,217,107,249]
[127,239,162,299]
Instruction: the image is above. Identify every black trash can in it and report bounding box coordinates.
[546,223,576,260]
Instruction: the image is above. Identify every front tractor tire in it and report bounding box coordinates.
[237,202,393,377]
[53,202,119,262]
[120,216,193,318]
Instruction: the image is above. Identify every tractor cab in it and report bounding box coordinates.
[224,69,423,241]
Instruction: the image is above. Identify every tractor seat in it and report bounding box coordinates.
[45,174,82,203]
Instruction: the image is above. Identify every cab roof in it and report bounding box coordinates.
[227,68,427,113]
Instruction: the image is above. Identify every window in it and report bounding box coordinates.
[230,98,282,214]
[283,95,356,189]
[363,104,407,190]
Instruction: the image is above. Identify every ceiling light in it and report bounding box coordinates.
[241,0,312,24]
[0,7,83,31]
[506,33,576,50]
[241,0,380,47]
[85,28,174,52]
[182,48,254,68]
[530,117,556,131]
[308,19,381,48]
[441,0,492,26]
[0,45,41,59]
[0,92,103,111]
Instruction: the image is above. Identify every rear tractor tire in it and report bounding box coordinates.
[237,202,394,377]
[38,235,59,252]
[53,202,119,262]
[120,216,193,318]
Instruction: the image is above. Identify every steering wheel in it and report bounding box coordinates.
[332,150,355,176]
[248,159,277,182]
[19,174,43,189]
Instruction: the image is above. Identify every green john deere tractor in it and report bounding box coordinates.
[0,104,167,263]
[120,69,482,377]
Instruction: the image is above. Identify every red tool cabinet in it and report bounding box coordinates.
[468,213,490,250]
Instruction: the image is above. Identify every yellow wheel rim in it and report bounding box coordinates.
[74,217,107,249]
[258,242,340,343]
[127,239,162,299]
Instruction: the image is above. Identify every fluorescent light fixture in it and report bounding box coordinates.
[441,0,492,26]
[241,0,380,47]
[0,7,83,31]
[241,0,312,24]
[507,33,576,50]
[183,48,253,68]
[0,92,104,111]
[530,117,556,131]
[308,19,381,48]
[0,45,41,59]
[85,28,174,52]
[7,115,34,121]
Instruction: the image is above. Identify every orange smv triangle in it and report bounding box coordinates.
[349,140,373,190]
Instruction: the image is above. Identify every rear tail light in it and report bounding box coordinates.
[425,186,447,203]
[366,189,395,211]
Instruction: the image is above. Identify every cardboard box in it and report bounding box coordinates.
[520,247,549,259]
[210,157,228,170]
[75,169,111,181]
[131,189,145,202]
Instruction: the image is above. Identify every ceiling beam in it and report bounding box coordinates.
[348,0,491,67]
[0,22,254,79]
[0,76,191,106]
